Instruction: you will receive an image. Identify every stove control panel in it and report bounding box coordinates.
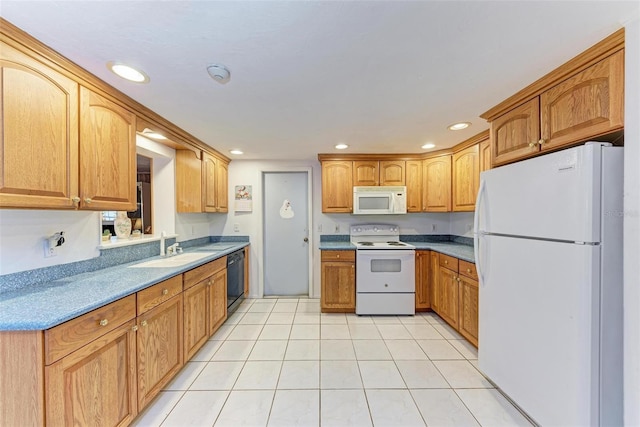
[350,224,400,236]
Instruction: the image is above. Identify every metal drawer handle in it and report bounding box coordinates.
[162,288,168,295]
[99,319,108,326]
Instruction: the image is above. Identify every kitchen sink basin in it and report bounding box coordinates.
[128,252,212,268]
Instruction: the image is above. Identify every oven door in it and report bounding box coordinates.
[356,249,415,293]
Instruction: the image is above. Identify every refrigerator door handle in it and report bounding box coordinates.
[474,178,487,286]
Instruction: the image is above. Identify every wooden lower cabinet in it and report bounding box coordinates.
[415,250,431,311]
[321,250,356,312]
[430,253,479,347]
[46,320,138,427]
[136,294,183,409]
[183,281,209,361]
[208,269,228,335]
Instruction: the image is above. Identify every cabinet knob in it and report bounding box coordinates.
[162,288,168,295]
[141,320,148,327]
[466,268,471,273]
[99,319,108,326]
[528,142,536,148]
[456,277,461,282]
[538,138,546,145]
[444,260,448,264]
[132,325,139,332]
[84,198,92,204]
[71,196,81,205]
[336,254,340,258]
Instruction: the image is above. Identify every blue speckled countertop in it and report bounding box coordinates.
[319,241,475,263]
[0,242,248,331]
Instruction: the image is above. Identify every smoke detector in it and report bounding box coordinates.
[207,64,231,84]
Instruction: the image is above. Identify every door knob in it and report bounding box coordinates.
[303,237,309,242]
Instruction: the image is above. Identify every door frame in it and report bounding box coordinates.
[257,167,313,298]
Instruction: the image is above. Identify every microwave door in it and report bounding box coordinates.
[357,194,391,214]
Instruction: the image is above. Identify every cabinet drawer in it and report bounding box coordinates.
[459,260,478,280]
[45,294,136,365]
[137,275,183,314]
[439,253,459,271]
[321,250,355,262]
[183,257,227,290]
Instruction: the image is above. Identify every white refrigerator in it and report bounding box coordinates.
[474,142,623,426]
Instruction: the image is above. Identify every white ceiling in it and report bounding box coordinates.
[2,1,638,160]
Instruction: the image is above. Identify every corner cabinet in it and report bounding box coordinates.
[321,250,356,312]
[452,143,480,212]
[321,161,353,213]
[79,87,137,211]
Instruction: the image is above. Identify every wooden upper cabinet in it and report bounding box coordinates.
[405,160,422,213]
[0,40,80,209]
[216,159,229,213]
[540,51,624,151]
[379,160,405,186]
[480,138,491,172]
[422,156,451,212]
[79,87,137,211]
[176,149,202,213]
[202,152,217,213]
[491,98,541,167]
[322,161,353,213]
[353,161,379,186]
[452,144,480,212]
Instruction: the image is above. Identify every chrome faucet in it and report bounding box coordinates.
[160,231,166,256]
[166,243,180,256]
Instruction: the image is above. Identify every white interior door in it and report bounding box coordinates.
[263,172,310,296]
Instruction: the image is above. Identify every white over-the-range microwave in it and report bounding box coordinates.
[353,186,407,215]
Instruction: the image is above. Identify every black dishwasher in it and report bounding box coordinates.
[227,249,245,314]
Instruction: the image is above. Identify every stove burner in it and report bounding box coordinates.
[357,242,374,246]
[387,242,406,246]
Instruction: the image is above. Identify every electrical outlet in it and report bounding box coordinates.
[191,225,195,235]
[44,240,56,258]
[466,223,473,232]
[431,224,436,232]
[234,223,240,232]
[318,224,322,232]
[334,224,340,233]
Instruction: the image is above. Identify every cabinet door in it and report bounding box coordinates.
[46,320,137,427]
[540,51,624,151]
[480,138,491,172]
[79,87,136,211]
[216,158,229,213]
[0,41,79,209]
[379,160,405,186]
[458,275,479,347]
[321,261,355,312]
[405,160,422,213]
[422,156,451,212]
[321,161,353,213]
[202,152,217,213]
[429,251,440,313]
[353,161,379,186]
[491,97,540,166]
[415,251,431,311]
[208,268,228,336]
[438,266,459,329]
[137,294,183,408]
[452,144,480,212]
[183,281,208,361]
[176,149,203,213]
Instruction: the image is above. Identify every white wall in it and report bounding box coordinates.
[0,136,177,276]
[211,159,456,299]
[623,15,640,427]
[450,212,475,237]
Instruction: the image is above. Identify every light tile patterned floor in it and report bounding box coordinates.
[132,298,532,427]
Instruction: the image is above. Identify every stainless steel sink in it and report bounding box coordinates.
[128,252,212,268]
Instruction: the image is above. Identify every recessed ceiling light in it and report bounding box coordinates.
[421,143,436,149]
[335,144,349,150]
[447,122,471,131]
[141,128,167,140]
[107,61,149,83]
[229,149,243,155]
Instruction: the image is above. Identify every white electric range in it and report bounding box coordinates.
[350,224,416,315]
